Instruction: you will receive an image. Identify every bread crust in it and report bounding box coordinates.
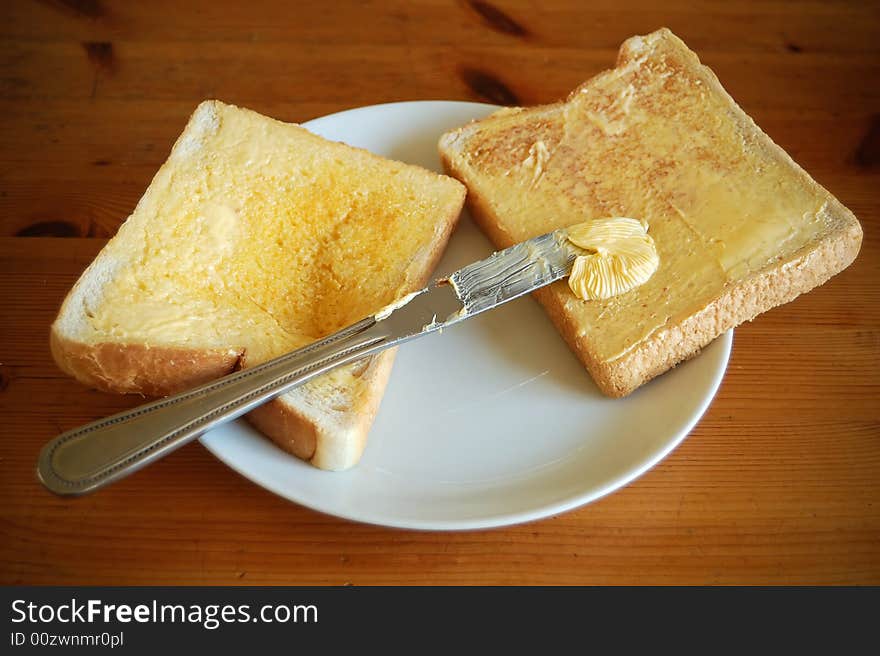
[49,328,242,397]
[439,28,864,397]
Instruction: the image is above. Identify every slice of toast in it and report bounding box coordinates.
[52,100,465,469]
[439,28,862,397]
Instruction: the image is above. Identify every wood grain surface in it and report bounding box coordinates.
[1,0,878,585]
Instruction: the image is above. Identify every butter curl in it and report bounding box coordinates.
[566,217,659,301]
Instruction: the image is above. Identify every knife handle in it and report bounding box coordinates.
[38,317,389,496]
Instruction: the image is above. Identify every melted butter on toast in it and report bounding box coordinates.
[447,30,833,361]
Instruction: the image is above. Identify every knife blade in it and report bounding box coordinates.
[37,228,581,496]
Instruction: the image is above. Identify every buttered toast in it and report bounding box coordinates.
[439,28,862,397]
[52,100,465,470]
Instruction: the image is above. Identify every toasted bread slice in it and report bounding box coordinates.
[52,100,465,469]
[439,28,862,397]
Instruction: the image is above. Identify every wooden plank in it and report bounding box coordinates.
[2,40,878,111]
[4,1,879,53]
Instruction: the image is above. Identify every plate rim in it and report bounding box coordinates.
[199,100,733,531]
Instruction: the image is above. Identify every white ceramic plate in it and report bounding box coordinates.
[200,101,732,530]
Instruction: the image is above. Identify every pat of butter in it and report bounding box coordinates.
[521,140,551,187]
[565,217,659,301]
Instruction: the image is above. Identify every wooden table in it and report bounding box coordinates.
[1,1,878,585]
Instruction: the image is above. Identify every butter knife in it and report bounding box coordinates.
[38,228,581,496]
